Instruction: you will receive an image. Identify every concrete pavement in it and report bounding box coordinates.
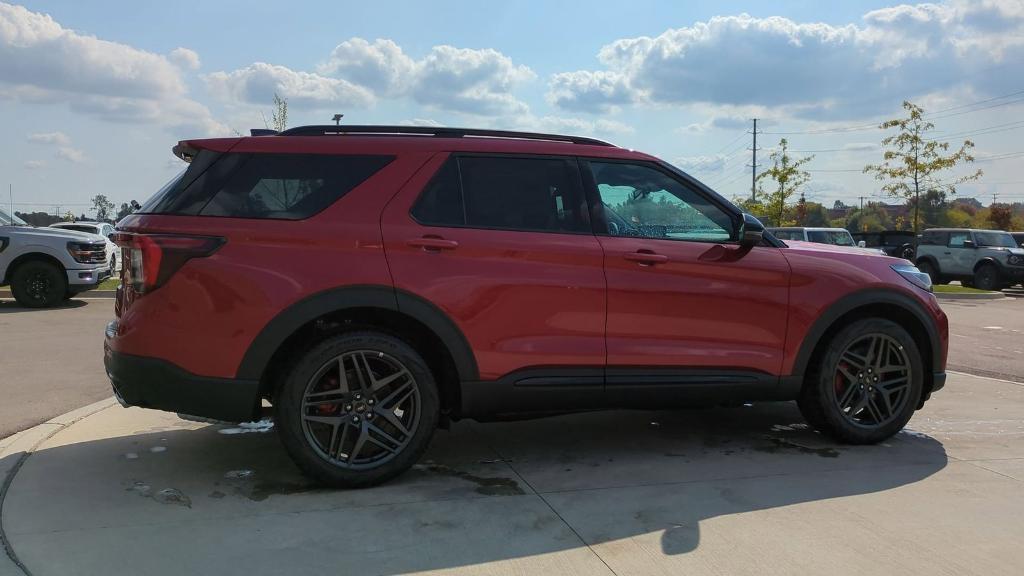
[0,299,114,438]
[2,372,1023,575]
[944,294,1024,382]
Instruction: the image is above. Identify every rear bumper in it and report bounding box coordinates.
[104,338,260,423]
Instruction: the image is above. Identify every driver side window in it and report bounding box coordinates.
[587,161,734,242]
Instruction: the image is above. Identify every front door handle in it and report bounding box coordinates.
[943,251,951,255]
[624,251,668,265]
[407,237,459,251]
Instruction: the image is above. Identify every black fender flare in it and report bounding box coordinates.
[914,255,940,273]
[973,257,1003,273]
[236,285,479,383]
[791,288,943,383]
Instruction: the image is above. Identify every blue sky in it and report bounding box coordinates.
[3,0,1023,216]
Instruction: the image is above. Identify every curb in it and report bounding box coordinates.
[0,290,115,299]
[933,291,1006,300]
[0,398,118,576]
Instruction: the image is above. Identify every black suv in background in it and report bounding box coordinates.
[851,230,916,261]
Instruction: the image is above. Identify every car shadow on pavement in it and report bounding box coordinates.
[0,299,88,313]
[2,402,948,574]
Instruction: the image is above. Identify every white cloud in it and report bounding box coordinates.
[169,47,200,70]
[56,147,85,163]
[27,131,71,146]
[0,3,226,135]
[674,154,728,173]
[204,62,374,108]
[547,1,1024,120]
[23,159,44,169]
[411,45,535,115]
[547,70,634,113]
[211,39,535,116]
[319,38,414,96]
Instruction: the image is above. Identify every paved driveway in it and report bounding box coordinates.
[2,371,1022,575]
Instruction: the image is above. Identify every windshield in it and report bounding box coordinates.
[975,231,1018,248]
[0,207,28,226]
[807,230,856,246]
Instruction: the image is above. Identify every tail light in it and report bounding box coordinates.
[111,233,224,294]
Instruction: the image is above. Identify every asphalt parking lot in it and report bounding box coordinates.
[2,297,1024,575]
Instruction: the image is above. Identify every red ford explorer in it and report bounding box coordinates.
[105,125,948,487]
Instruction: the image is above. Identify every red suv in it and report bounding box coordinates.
[105,125,948,487]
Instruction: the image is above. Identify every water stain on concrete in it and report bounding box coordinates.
[414,464,525,496]
[124,480,192,508]
[754,436,840,458]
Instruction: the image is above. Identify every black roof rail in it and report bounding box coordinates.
[275,125,614,147]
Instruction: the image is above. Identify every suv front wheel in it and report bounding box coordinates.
[275,331,439,488]
[798,318,923,444]
[973,263,1001,292]
[10,260,67,308]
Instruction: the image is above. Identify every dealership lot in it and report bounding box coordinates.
[2,297,1024,575]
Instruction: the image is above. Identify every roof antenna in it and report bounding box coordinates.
[332,114,344,126]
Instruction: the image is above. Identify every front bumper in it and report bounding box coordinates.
[67,265,110,287]
[1001,266,1024,281]
[104,334,260,423]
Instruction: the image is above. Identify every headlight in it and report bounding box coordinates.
[1008,254,1024,266]
[891,263,932,292]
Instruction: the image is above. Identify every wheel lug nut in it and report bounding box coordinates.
[344,404,352,412]
[352,416,360,423]
[368,399,375,405]
[366,413,374,420]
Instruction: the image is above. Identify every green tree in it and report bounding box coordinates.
[803,202,830,227]
[90,194,115,222]
[863,101,982,234]
[845,204,893,232]
[264,92,288,132]
[115,201,139,221]
[989,203,1013,230]
[756,138,814,227]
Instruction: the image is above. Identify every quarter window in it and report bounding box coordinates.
[588,161,734,242]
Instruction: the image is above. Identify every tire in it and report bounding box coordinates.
[798,318,923,444]
[900,245,915,261]
[10,260,68,308]
[275,331,439,488]
[916,260,939,284]
[973,264,1001,292]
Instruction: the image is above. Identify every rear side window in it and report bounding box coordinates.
[141,152,393,220]
[920,231,948,245]
[948,231,971,247]
[412,155,588,233]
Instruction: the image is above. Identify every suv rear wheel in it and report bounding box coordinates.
[798,318,922,444]
[973,263,1001,292]
[275,331,439,488]
[10,260,67,308]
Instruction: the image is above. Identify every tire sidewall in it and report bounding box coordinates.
[275,331,439,488]
[11,261,67,308]
[974,264,1000,292]
[812,318,924,443]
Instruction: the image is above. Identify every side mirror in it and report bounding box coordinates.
[857,240,867,248]
[738,213,764,248]
[963,240,976,249]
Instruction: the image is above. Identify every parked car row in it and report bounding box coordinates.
[914,228,1024,291]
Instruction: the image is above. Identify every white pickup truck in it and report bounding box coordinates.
[0,208,110,307]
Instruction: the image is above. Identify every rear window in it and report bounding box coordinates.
[55,224,98,234]
[140,152,393,220]
[920,231,948,245]
[770,229,803,241]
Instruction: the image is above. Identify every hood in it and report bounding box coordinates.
[783,240,894,259]
[8,225,106,242]
[988,246,1024,256]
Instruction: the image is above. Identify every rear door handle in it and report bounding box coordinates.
[624,251,668,265]
[407,237,459,251]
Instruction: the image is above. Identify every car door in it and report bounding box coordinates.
[381,153,607,413]
[946,231,974,275]
[582,159,791,402]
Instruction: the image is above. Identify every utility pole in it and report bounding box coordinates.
[858,196,866,211]
[748,118,760,201]
[992,192,998,206]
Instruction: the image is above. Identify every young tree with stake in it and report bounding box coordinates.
[756,138,813,226]
[863,101,981,233]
